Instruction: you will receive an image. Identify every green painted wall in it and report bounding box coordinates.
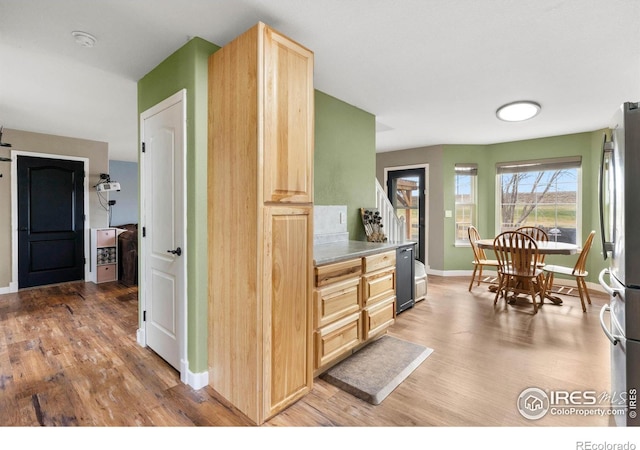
[440,131,608,282]
[138,37,220,374]
[137,40,376,376]
[314,90,376,241]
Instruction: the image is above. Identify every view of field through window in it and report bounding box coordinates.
[453,163,580,245]
[498,168,579,244]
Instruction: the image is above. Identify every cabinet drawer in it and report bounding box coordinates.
[96,229,116,247]
[363,296,396,340]
[314,277,361,328]
[363,250,395,273]
[315,312,361,369]
[362,267,396,306]
[315,258,362,287]
[97,264,117,283]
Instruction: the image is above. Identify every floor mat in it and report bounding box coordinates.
[320,335,434,405]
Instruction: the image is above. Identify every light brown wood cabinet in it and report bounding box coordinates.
[362,266,396,306]
[263,28,314,203]
[313,250,396,375]
[315,312,362,369]
[207,22,314,425]
[314,277,361,329]
[362,251,397,339]
[314,274,363,369]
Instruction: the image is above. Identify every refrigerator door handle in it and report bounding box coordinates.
[598,268,622,297]
[599,135,615,259]
[600,304,622,345]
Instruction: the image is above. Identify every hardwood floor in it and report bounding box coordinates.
[0,276,615,427]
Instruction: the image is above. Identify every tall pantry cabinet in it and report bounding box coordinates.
[207,22,314,424]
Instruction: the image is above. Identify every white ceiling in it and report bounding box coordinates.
[1,0,639,162]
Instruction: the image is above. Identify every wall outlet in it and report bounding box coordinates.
[339,212,346,224]
[445,210,453,218]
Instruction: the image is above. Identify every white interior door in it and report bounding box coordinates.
[139,90,186,373]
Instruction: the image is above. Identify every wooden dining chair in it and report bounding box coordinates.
[516,226,549,266]
[467,226,499,292]
[542,230,596,312]
[493,231,545,314]
[516,225,549,290]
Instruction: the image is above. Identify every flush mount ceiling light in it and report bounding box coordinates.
[71,31,97,48]
[496,101,541,122]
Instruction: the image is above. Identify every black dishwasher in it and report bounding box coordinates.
[395,243,415,314]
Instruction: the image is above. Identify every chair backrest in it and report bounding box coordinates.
[516,226,548,264]
[516,226,548,241]
[468,226,487,261]
[573,230,596,275]
[493,231,539,277]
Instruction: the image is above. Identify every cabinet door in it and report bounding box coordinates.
[262,24,314,203]
[362,267,396,307]
[314,258,362,287]
[263,205,313,418]
[314,277,361,328]
[363,296,396,340]
[363,250,395,273]
[315,312,361,370]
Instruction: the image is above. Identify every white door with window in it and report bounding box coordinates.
[139,90,186,374]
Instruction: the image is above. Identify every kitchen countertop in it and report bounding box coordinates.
[313,240,416,266]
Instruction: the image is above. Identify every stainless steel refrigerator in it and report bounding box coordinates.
[599,101,640,426]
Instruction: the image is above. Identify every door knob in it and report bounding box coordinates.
[167,247,182,256]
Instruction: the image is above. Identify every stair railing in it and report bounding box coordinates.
[375,178,406,243]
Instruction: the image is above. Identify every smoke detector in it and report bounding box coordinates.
[71,31,97,48]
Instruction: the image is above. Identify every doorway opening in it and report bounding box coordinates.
[385,165,428,265]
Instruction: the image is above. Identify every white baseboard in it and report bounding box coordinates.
[185,369,209,390]
[426,268,492,277]
[425,268,474,277]
[0,282,18,294]
[137,327,208,389]
[136,327,146,347]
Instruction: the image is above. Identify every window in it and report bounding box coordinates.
[455,164,477,245]
[496,156,581,244]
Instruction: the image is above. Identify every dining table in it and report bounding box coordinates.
[475,239,578,255]
[475,238,579,305]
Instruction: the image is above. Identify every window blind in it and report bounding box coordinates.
[496,156,581,174]
[455,163,478,175]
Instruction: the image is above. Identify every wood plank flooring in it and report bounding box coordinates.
[0,276,615,427]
